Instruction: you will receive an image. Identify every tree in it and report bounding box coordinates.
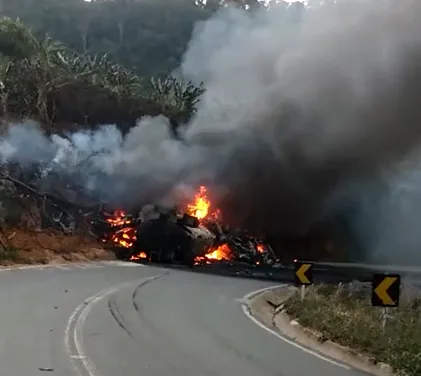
[0,17,205,132]
[0,0,218,76]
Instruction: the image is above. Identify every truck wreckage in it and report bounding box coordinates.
[90,186,277,267]
[0,163,275,266]
[0,161,337,267]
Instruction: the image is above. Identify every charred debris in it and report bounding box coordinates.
[0,162,103,257]
[0,162,107,228]
[0,161,275,266]
[0,161,340,265]
[90,186,277,268]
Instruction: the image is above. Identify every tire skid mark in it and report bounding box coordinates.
[132,272,211,372]
[107,271,169,341]
[107,297,136,340]
[105,271,188,373]
[65,272,166,376]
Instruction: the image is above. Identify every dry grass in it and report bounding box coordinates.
[284,283,421,376]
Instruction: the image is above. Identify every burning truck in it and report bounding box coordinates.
[90,186,276,267]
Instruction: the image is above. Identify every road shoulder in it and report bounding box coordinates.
[247,286,395,376]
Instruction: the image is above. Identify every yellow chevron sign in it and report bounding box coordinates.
[294,263,313,285]
[372,274,400,307]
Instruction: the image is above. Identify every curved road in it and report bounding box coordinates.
[0,261,367,376]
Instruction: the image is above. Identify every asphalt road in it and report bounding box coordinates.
[0,261,371,376]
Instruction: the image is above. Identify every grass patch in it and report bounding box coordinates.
[0,245,19,262]
[283,283,421,376]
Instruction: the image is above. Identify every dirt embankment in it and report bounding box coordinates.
[0,228,114,266]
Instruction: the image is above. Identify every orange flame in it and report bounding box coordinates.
[130,251,147,261]
[257,244,265,253]
[186,185,221,221]
[105,209,133,227]
[194,243,233,264]
[186,186,210,219]
[111,227,137,248]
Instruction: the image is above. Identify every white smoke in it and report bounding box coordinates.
[355,154,421,265]
[0,116,203,203]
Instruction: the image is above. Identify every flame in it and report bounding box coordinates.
[105,209,133,227]
[194,243,233,264]
[256,244,265,253]
[186,186,210,219]
[111,227,137,248]
[186,185,221,221]
[130,251,147,261]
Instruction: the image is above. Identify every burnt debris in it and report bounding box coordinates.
[90,189,277,268]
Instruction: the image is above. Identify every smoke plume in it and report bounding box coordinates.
[2,0,421,263]
[181,0,421,252]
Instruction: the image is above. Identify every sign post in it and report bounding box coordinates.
[294,262,313,301]
[371,274,400,331]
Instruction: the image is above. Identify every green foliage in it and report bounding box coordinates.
[0,244,19,262]
[0,17,38,60]
[0,0,303,129]
[146,76,205,123]
[0,0,280,77]
[284,284,421,376]
[0,17,205,130]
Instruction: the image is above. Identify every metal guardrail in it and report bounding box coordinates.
[135,260,381,284]
[131,257,421,291]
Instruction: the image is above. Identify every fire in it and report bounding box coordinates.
[187,185,210,219]
[93,185,274,267]
[186,185,221,221]
[130,251,147,261]
[105,209,133,227]
[111,227,137,248]
[257,244,265,253]
[194,243,233,264]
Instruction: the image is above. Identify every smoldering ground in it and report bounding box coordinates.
[2,0,421,263]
